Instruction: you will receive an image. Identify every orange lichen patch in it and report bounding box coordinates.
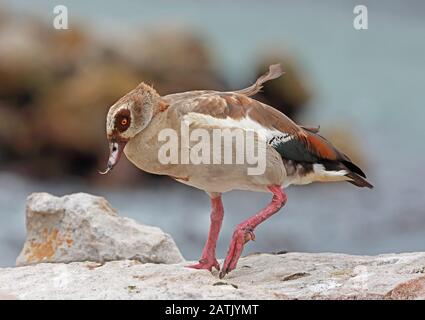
[385,276,425,299]
[66,238,73,247]
[25,228,65,263]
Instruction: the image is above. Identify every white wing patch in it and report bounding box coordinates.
[268,133,293,147]
[183,112,290,144]
[287,163,348,186]
[313,164,348,178]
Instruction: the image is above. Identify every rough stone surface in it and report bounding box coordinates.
[16,193,184,266]
[2,252,425,299]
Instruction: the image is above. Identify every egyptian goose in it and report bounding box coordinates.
[102,64,373,278]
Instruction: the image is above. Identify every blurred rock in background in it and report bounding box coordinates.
[0,11,230,185]
[253,53,312,122]
[120,27,229,94]
[0,8,364,185]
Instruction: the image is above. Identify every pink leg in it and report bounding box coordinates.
[187,195,224,271]
[219,185,287,278]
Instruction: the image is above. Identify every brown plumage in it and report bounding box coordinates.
[161,66,372,189]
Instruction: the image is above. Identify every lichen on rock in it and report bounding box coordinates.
[16,192,184,266]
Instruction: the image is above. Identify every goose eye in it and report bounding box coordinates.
[115,109,131,132]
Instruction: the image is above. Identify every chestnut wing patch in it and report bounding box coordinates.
[270,129,342,162]
[169,88,372,188]
[270,130,369,180]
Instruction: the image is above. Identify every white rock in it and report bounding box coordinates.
[3,252,425,299]
[16,193,184,266]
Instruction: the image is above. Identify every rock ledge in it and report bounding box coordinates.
[2,252,425,299]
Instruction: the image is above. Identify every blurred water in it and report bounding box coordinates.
[1,0,425,266]
[1,168,425,267]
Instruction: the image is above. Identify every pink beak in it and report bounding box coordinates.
[99,140,127,175]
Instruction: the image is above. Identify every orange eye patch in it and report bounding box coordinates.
[115,110,131,132]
